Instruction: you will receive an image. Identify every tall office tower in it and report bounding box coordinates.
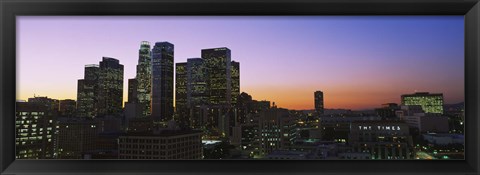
[97,57,124,117]
[202,47,232,106]
[187,58,209,128]
[175,62,188,126]
[401,92,444,114]
[231,61,240,107]
[77,64,100,118]
[136,41,152,117]
[175,58,209,128]
[202,48,232,136]
[229,61,240,135]
[128,78,138,103]
[314,91,324,115]
[152,42,174,122]
[16,102,55,159]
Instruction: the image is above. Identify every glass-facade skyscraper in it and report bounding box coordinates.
[231,61,240,107]
[175,58,209,128]
[77,64,99,118]
[128,78,138,103]
[186,58,209,127]
[151,42,174,122]
[201,48,233,137]
[97,57,124,117]
[202,48,232,106]
[175,50,240,135]
[136,41,152,117]
[175,62,188,126]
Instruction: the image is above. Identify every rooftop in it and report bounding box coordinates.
[122,129,203,137]
[401,92,443,97]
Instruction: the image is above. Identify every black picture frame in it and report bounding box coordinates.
[1,0,479,174]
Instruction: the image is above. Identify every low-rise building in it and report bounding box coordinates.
[349,121,414,159]
[16,102,55,159]
[118,129,203,159]
[422,133,464,145]
[56,118,98,159]
[404,113,449,133]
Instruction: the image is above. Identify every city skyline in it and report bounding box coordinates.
[17,16,464,110]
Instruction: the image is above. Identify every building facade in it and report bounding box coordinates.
[403,113,449,133]
[175,53,240,134]
[77,64,100,118]
[231,61,240,107]
[97,57,124,117]
[128,78,138,103]
[136,41,152,117]
[201,47,232,106]
[401,92,444,114]
[16,102,55,159]
[152,42,174,122]
[56,118,98,159]
[349,121,414,159]
[314,91,324,115]
[175,62,188,126]
[186,58,209,128]
[118,130,203,159]
[59,99,76,117]
[201,48,233,136]
[255,107,295,156]
[375,103,400,119]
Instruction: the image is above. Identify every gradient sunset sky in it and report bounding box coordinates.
[17,16,464,110]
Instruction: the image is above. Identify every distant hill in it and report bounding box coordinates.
[299,108,377,115]
[444,102,464,111]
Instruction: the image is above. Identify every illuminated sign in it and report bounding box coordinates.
[358,125,401,131]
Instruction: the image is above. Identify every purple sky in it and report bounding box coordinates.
[17,16,464,110]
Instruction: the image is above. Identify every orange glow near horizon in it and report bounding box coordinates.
[16,17,465,111]
[242,85,401,110]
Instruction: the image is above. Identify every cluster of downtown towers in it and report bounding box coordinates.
[17,40,464,160]
[77,41,241,136]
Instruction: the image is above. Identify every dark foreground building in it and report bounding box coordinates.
[16,102,55,159]
[118,128,203,159]
[349,121,414,159]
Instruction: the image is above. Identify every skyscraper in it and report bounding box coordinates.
[128,78,138,103]
[77,64,99,118]
[175,58,210,128]
[136,41,152,117]
[314,91,324,115]
[97,57,124,117]
[231,61,240,107]
[175,62,188,125]
[186,58,209,127]
[201,47,233,137]
[401,92,444,114]
[202,47,232,106]
[151,42,174,122]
